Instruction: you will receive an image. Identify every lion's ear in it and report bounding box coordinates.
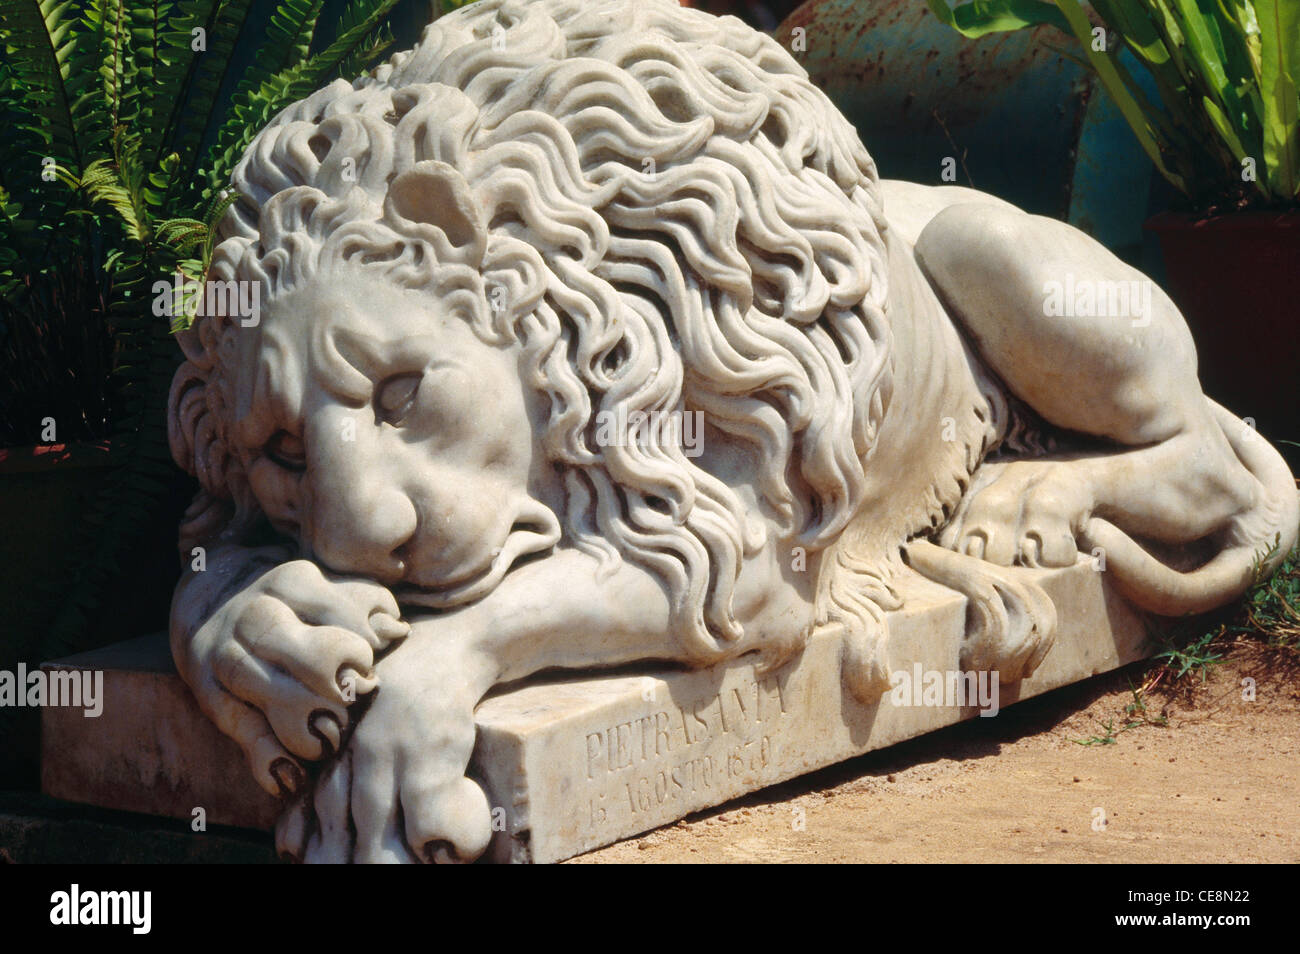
[385,160,486,266]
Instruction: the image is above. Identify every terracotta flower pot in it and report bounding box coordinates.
[1145,210,1300,463]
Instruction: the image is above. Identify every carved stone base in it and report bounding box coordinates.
[41,560,1149,863]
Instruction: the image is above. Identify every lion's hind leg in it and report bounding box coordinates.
[913,201,1297,617]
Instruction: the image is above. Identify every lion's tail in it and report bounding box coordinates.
[1081,400,1299,617]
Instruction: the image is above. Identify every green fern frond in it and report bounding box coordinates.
[144,0,216,163]
[200,0,401,203]
[155,0,253,185]
[318,0,402,78]
[0,0,84,168]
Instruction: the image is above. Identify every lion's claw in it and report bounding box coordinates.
[178,558,407,794]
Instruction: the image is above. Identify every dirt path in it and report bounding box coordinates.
[573,647,1300,863]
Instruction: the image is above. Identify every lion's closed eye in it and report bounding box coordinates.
[376,372,423,426]
[265,430,306,472]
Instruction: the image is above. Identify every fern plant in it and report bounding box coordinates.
[0,0,405,680]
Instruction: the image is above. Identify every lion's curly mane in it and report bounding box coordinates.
[168,0,894,663]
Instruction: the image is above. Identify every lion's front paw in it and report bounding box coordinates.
[940,460,1087,568]
[278,752,493,865]
[398,774,494,865]
[180,558,409,795]
[276,651,493,864]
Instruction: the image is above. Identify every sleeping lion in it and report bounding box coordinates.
[166,0,1298,862]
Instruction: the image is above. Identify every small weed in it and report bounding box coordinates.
[1073,681,1167,745]
[1123,681,1168,727]
[1237,537,1300,650]
[1074,718,1121,746]
[1153,628,1226,683]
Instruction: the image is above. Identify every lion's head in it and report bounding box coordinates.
[168,0,893,663]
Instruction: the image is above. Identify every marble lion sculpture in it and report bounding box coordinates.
[166,0,1298,862]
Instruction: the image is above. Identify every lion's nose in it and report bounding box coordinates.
[305,455,419,580]
[310,490,418,580]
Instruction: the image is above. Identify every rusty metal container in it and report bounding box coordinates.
[776,0,1155,259]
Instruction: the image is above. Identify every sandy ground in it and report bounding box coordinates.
[572,644,1300,863]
